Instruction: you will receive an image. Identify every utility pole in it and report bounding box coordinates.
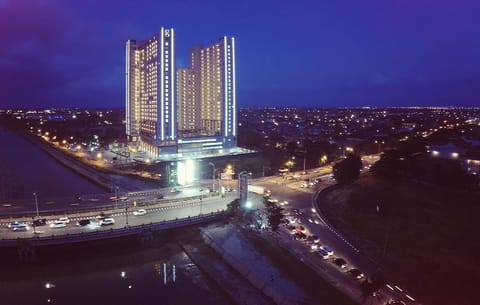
[33,192,39,217]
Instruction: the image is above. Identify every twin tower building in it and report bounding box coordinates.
[126,28,237,157]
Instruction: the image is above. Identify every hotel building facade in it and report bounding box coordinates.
[126,28,237,157]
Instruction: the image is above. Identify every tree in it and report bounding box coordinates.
[333,154,362,184]
[263,198,284,231]
[226,199,241,216]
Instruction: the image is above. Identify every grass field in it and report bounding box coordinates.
[321,174,480,305]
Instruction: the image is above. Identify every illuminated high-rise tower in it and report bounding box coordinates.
[177,37,237,151]
[126,27,176,155]
[127,29,237,157]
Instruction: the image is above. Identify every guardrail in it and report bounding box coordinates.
[0,211,227,247]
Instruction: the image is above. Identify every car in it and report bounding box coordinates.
[295,226,306,232]
[170,188,179,193]
[307,235,320,243]
[100,218,115,226]
[347,268,364,279]
[8,221,27,229]
[54,217,70,224]
[314,219,320,225]
[119,196,128,201]
[50,221,67,228]
[12,224,30,231]
[333,258,348,269]
[133,209,147,216]
[33,218,48,226]
[96,212,111,220]
[309,243,319,250]
[308,218,314,223]
[320,245,334,256]
[317,249,330,259]
[76,219,91,227]
[280,200,288,206]
[292,208,301,216]
[300,182,308,188]
[156,194,164,199]
[293,232,307,240]
[286,225,296,233]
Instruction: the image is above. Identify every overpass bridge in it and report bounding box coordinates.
[0,193,234,260]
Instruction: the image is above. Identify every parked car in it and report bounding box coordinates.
[317,249,330,259]
[320,245,334,256]
[293,232,307,240]
[100,218,115,226]
[33,218,48,226]
[76,219,91,227]
[333,258,348,269]
[295,226,306,232]
[348,268,364,279]
[133,209,147,216]
[307,235,320,244]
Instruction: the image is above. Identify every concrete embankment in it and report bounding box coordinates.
[198,225,311,305]
[181,242,272,305]
[23,133,112,191]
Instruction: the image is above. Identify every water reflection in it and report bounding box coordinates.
[0,243,233,305]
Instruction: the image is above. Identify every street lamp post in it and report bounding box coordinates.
[33,192,39,217]
[208,162,215,192]
[125,206,129,227]
[115,186,119,210]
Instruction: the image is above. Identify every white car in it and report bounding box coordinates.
[50,221,67,228]
[133,209,147,216]
[100,218,115,226]
[280,200,289,206]
[55,217,70,224]
[10,222,30,231]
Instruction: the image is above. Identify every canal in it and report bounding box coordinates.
[0,128,105,202]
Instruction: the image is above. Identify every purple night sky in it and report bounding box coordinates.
[1,0,479,108]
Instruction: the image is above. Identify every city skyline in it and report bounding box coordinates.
[1,0,480,109]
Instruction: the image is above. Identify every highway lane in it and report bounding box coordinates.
[0,194,235,240]
[0,181,218,215]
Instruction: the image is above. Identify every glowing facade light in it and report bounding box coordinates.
[177,159,195,186]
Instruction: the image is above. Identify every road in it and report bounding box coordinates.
[0,193,235,240]
[248,162,418,305]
